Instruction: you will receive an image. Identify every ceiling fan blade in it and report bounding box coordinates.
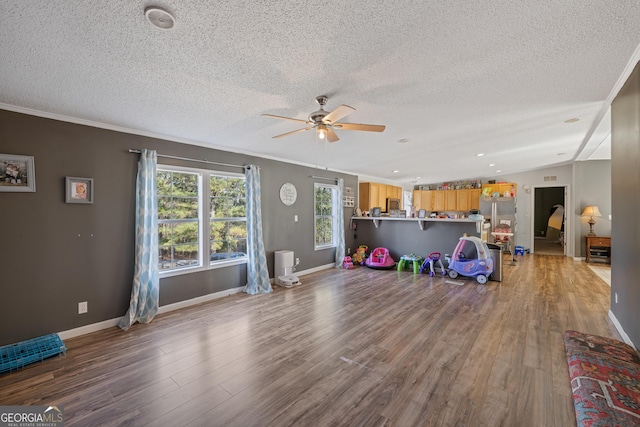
[272,126,315,139]
[262,114,309,124]
[322,105,355,124]
[333,122,386,132]
[326,127,340,143]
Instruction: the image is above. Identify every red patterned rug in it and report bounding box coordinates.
[564,330,640,426]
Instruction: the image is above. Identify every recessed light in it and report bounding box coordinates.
[415,176,421,179]
[145,7,175,29]
[496,170,502,173]
[476,153,484,157]
[397,139,409,143]
[392,170,399,174]
[564,118,580,123]
[488,163,495,167]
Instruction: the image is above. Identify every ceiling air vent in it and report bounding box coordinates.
[543,176,557,182]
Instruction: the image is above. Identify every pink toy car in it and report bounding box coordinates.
[365,247,396,269]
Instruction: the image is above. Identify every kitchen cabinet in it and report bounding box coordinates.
[360,183,403,212]
[482,183,516,197]
[445,190,458,211]
[469,189,481,210]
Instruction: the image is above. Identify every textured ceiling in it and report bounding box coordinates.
[1,1,638,184]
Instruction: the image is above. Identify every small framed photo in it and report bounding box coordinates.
[0,153,36,192]
[371,207,381,217]
[418,209,427,218]
[66,177,94,204]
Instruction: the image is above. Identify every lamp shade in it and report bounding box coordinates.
[581,205,602,218]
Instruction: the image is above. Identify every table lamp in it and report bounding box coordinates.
[581,205,602,236]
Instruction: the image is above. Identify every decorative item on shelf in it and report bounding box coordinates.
[581,205,602,236]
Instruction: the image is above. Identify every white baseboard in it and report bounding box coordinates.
[57,265,336,341]
[157,286,244,314]
[608,310,636,349]
[58,286,245,341]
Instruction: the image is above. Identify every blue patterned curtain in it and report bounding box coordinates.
[118,149,159,330]
[334,178,345,268]
[244,165,272,294]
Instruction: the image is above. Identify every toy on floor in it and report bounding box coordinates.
[352,245,368,265]
[343,256,354,269]
[419,252,446,276]
[398,254,423,274]
[447,235,494,284]
[365,247,396,269]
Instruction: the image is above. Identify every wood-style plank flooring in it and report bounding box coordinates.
[0,254,617,426]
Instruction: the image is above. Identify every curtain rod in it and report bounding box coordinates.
[128,149,246,169]
[310,175,338,182]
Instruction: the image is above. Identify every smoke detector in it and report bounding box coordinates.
[145,7,175,29]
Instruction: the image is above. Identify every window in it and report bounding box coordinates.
[314,183,338,249]
[158,166,246,274]
[209,175,247,262]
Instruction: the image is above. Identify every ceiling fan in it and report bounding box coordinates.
[262,95,385,143]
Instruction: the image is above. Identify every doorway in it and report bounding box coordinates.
[533,187,566,255]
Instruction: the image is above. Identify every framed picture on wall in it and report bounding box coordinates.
[66,177,94,204]
[0,153,36,192]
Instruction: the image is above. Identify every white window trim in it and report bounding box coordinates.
[314,182,338,250]
[158,165,247,277]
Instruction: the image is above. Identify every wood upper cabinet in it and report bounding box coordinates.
[482,183,516,197]
[433,190,446,211]
[412,190,421,210]
[413,189,435,211]
[469,188,481,210]
[456,190,469,211]
[445,190,458,211]
[421,190,435,210]
[360,183,402,212]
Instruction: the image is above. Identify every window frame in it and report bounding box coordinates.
[158,165,247,278]
[314,182,338,250]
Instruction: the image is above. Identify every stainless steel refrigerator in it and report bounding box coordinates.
[480,196,517,250]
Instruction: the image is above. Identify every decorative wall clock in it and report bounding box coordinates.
[279,182,297,206]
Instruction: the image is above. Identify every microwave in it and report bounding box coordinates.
[386,198,401,212]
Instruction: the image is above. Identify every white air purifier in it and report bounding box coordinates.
[274,250,300,287]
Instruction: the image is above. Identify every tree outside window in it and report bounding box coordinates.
[157,168,247,273]
[315,183,337,248]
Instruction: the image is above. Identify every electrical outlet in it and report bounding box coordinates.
[78,301,88,314]
[296,258,300,265]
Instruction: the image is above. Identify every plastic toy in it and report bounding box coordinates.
[419,252,446,276]
[447,235,494,284]
[365,247,396,269]
[352,245,368,265]
[398,254,423,274]
[343,256,354,269]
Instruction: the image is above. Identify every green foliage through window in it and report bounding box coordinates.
[314,184,337,248]
[157,168,247,272]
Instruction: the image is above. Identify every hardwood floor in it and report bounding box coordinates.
[0,255,617,426]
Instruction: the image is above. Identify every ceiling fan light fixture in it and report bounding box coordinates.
[317,124,327,140]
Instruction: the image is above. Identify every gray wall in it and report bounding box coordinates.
[573,160,612,258]
[353,219,479,262]
[0,110,357,345]
[611,60,640,348]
